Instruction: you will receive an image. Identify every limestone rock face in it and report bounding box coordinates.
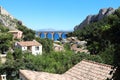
[0,6,17,30]
[74,7,115,30]
[0,6,14,19]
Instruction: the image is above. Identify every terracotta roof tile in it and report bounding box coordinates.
[19,60,115,80]
[9,30,22,33]
[17,40,42,47]
[64,60,114,80]
[19,70,72,80]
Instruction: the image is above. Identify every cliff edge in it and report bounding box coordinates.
[74,7,115,30]
[0,6,18,30]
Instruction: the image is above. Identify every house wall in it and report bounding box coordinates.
[17,31,23,39]
[16,43,27,51]
[0,75,6,80]
[32,46,42,55]
[16,43,22,49]
[16,43,42,55]
[12,32,18,39]
[16,42,42,55]
[9,31,23,39]
[54,46,63,51]
[21,47,27,51]
[53,44,64,52]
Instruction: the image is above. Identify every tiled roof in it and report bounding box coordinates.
[64,60,114,80]
[9,30,22,33]
[19,60,115,80]
[19,70,72,80]
[17,40,42,47]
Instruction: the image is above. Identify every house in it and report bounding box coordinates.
[16,40,42,55]
[0,54,6,64]
[19,60,115,80]
[61,39,69,44]
[76,41,87,46]
[71,44,88,53]
[53,43,64,52]
[0,75,6,80]
[9,30,23,39]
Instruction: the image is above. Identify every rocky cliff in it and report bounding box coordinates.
[74,7,115,30]
[0,6,18,30]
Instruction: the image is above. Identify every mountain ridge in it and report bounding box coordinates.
[74,7,115,30]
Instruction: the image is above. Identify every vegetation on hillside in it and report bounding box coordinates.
[0,6,120,80]
[0,49,103,80]
[0,24,9,32]
[16,21,35,41]
[0,24,13,54]
[68,7,120,79]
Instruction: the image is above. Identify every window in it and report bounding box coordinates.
[27,46,31,50]
[2,76,5,79]
[35,46,39,50]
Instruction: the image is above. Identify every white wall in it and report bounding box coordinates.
[32,46,42,55]
[16,43,22,49]
[0,75,6,80]
[21,47,27,51]
[16,43,42,55]
[16,43,27,51]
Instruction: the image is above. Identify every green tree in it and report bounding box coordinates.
[6,51,14,60]
[99,43,115,65]
[0,24,9,32]
[71,7,120,80]
[13,48,23,60]
[17,23,35,41]
[0,33,13,54]
[64,43,71,50]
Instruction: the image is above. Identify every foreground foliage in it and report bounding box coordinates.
[0,24,13,54]
[69,7,120,80]
[0,50,103,80]
[16,22,35,41]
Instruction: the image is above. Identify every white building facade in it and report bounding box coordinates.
[0,75,6,80]
[16,40,42,55]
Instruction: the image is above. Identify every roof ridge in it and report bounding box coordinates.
[82,59,113,68]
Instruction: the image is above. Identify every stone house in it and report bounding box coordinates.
[15,40,42,55]
[53,43,64,52]
[9,30,23,39]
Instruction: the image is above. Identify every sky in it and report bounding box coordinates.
[0,0,120,31]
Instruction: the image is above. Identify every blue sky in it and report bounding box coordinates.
[0,0,120,31]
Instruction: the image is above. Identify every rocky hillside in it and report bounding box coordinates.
[0,6,18,30]
[74,7,115,30]
[0,6,35,41]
